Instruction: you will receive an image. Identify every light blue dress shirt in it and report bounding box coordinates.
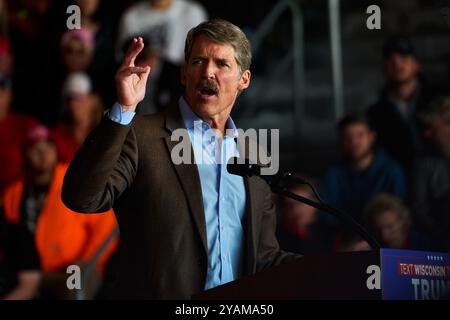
[109,99,247,290]
[109,102,135,125]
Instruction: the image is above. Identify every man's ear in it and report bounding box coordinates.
[238,69,251,91]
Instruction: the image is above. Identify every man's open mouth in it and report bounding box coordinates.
[199,88,218,96]
[197,80,219,98]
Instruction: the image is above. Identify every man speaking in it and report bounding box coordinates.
[62,19,300,299]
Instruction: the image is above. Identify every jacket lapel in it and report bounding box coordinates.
[162,104,264,272]
[243,176,258,275]
[163,106,208,255]
[236,137,260,275]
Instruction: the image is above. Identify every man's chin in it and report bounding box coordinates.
[349,150,373,162]
[186,94,216,108]
[190,101,220,117]
[389,75,416,86]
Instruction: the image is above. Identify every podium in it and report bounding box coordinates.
[193,251,381,300]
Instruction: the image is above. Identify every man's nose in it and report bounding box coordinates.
[202,61,216,79]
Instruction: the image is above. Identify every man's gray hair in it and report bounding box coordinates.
[184,19,252,74]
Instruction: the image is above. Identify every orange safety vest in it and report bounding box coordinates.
[3,163,119,274]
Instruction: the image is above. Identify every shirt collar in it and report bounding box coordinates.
[178,96,239,139]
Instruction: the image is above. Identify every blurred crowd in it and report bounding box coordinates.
[0,0,207,300]
[0,0,449,300]
[277,36,450,257]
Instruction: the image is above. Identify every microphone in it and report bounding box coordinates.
[226,157,265,177]
[226,157,308,185]
[226,157,380,250]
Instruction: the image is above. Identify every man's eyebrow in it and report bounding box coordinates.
[216,58,230,64]
[191,55,206,60]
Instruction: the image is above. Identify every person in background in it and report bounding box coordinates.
[56,28,97,121]
[50,72,104,163]
[116,0,207,65]
[276,182,335,255]
[367,36,445,173]
[0,74,39,194]
[0,36,13,77]
[133,35,182,115]
[74,0,102,35]
[0,214,41,300]
[1,125,118,299]
[0,0,7,35]
[363,194,431,250]
[7,0,62,125]
[73,0,117,107]
[320,113,406,223]
[61,28,95,75]
[410,96,450,252]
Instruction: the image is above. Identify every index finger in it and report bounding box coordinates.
[122,37,144,67]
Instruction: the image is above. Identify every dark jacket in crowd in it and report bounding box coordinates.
[367,79,444,173]
[0,209,40,298]
[410,153,450,251]
[136,60,182,115]
[320,148,406,222]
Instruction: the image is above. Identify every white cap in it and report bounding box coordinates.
[63,72,92,96]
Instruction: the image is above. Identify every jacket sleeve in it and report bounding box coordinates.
[62,116,138,213]
[256,182,302,272]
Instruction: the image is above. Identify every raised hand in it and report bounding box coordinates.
[115,37,151,112]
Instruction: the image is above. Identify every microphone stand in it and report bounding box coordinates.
[260,172,381,251]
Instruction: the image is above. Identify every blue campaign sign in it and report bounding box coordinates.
[381,248,450,300]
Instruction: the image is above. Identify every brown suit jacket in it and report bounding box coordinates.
[62,104,300,299]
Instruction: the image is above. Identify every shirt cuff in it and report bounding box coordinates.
[108,102,136,125]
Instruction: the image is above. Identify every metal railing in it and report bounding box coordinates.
[245,0,345,138]
[246,0,305,137]
[328,0,344,122]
